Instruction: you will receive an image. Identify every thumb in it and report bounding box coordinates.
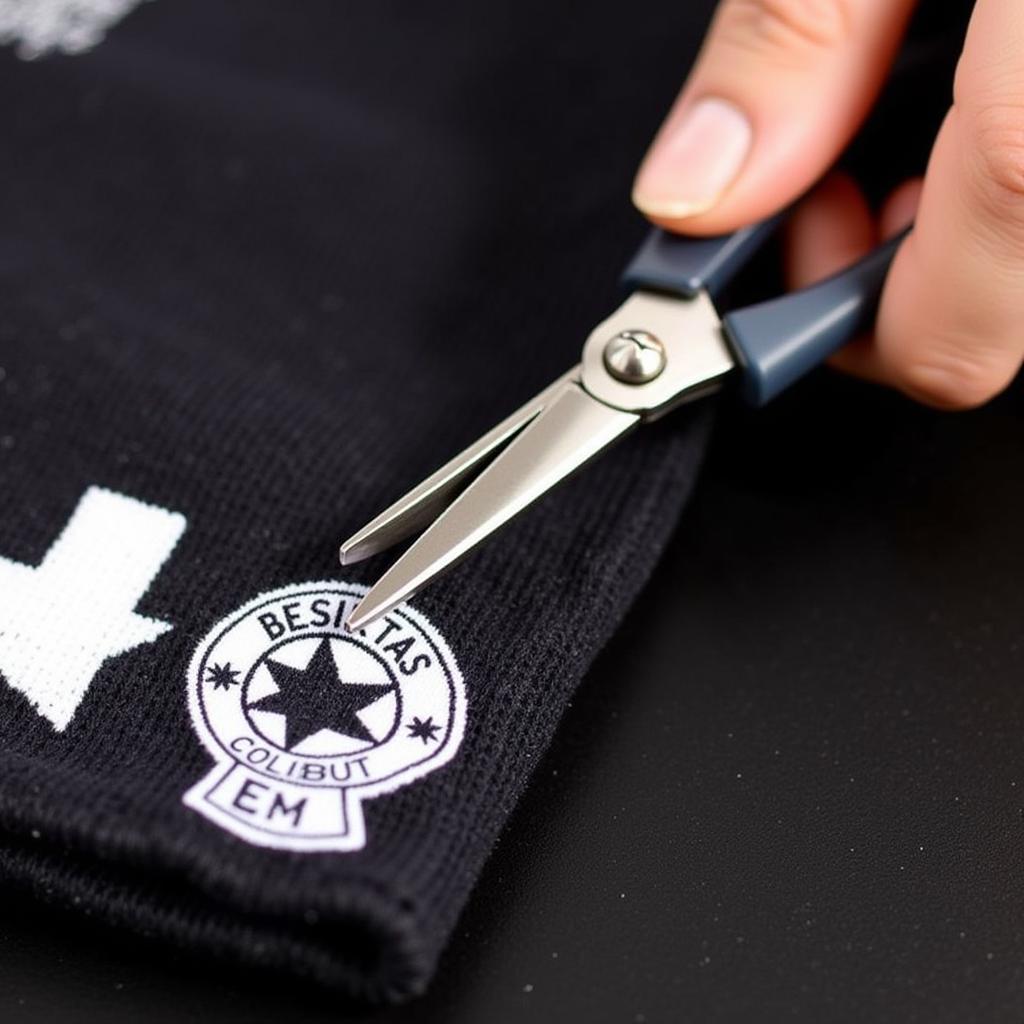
[633,0,917,235]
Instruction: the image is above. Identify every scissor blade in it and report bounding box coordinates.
[345,381,639,631]
[340,368,580,565]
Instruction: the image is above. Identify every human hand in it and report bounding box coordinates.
[632,1,1024,409]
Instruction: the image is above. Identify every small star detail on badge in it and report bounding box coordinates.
[206,662,241,691]
[406,716,441,744]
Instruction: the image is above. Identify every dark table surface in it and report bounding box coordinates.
[3,368,1023,1024]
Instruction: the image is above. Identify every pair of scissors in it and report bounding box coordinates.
[339,216,904,632]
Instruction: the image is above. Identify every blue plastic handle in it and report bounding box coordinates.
[623,216,907,407]
[723,231,906,406]
[622,214,786,299]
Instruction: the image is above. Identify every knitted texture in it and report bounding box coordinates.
[0,0,714,1002]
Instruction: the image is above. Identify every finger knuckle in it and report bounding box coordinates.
[964,100,1024,213]
[899,347,1017,410]
[720,0,853,54]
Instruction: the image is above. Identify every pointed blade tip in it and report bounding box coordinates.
[339,532,372,566]
[344,595,388,634]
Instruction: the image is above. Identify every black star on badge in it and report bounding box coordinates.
[406,716,441,744]
[206,662,240,691]
[248,638,393,750]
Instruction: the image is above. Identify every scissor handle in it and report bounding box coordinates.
[723,232,905,405]
[622,214,786,299]
[622,221,907,406]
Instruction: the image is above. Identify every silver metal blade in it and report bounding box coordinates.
[339,368,580,565]
[345,381,639,631]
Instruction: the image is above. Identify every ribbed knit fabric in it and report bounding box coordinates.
[0,0,716,1003]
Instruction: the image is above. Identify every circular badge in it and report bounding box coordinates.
[183,581,465,852]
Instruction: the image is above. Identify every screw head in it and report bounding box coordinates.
[603,330,666,384]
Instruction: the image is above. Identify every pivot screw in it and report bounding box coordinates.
[603,330,666,384]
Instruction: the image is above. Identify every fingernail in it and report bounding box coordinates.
[633,97,752,219]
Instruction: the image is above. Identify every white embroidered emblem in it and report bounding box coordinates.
[183,581,466,853]
[0,0,152,60]
[0,486,186,729]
